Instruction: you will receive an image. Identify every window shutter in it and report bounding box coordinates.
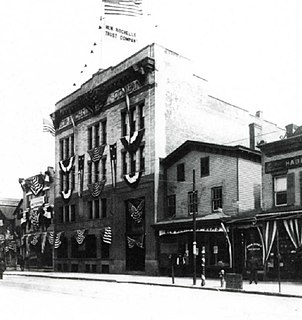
[287,172,295,206]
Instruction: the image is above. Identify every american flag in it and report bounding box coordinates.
[110,143,117,188]
[103,0,143,17]
[43,117,55,136]
[28,174,44,196]
[103,227,112,244]
[75,229,86,245]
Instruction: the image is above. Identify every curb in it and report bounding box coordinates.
[5,272,302,299]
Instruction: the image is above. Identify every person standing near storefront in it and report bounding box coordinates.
[0,258,6,280]
[248,255,258,284]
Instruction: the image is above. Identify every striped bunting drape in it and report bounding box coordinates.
[88,145,105,162]
[48,232,62,249]
[102,227,112,244]
[61,189,73,201]
[127,235,144,249]
[75,229,86,245]
[220,222,232,269]
[120,129,145,154]
[59,156,75,173]
[123,171,142,188]
[283,218,302,249]
[88,180,105,198]
[257,220,277,264]
[128,199,144,224]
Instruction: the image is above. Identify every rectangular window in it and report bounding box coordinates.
[139,145,145,171]
[130,153,136,174]
[212,187,223,212]
[167,194,176,217]
[88,201,93,219]
[94,200,100,219]
[200,157,209,177]
[139,103,144,129]
[188,191,198,215]
[94,162,99,183]
[65,173,70,191]
[71,168,75,189]
[70,135,74,156]
[60,172,64,192]
[88,127,93,150]
[101,120,107,145]
[94,123,100,147]
[122,151,127,175]
[101,198,107,218]
[70,204,76,222]
[121,111,127,136]
[177,163,185,181]
[274,176,287,206]
[59,207,64,223]
[130,108,136,133]
[102,157,107,180]
[64,206,70,222]
[65,137,69,159]
[88,162,92,184]
[60,140,64,160]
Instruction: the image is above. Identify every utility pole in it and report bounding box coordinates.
[192,170,197,285]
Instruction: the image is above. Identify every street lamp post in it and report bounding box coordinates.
[192,170,197,285]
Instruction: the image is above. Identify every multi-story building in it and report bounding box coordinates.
[155,140,262,277]
[256,124,302,279]
[18,167,55,269]
[51,43,284,275]
[0,198,22,268]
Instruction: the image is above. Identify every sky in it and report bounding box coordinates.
[1,0,302,199]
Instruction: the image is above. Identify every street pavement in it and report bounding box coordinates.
[2,270,302,298]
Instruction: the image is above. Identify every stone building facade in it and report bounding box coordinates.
[51,43,284,275]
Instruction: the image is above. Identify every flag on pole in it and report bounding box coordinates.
[43,118,55,136]
[110,143,117,188]
[103,0,142,17]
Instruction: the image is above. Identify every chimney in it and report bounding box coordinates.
[249,123,262,149]
[255,110,263,118]
[285,124,298,138]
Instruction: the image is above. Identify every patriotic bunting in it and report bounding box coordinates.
[120,128,145,154]
[123,171,142,188]
[48,232,62,249]
[88,145,105,162]
[127,235,144,249]
[110,143,117,188]
[61,189,73,201]
[75,229,86,245]
[102,227,112,244]
[43,117,55,136]
[59,156,75,173]
[283,219,302,249]
[257,221,277,264]
[30,210,40,230]
[220,222,233,269]
[128,199,144,224]
[27,174,44,196]
[88,180,105,198]
[78,154,85,197]
[30,234,40,246]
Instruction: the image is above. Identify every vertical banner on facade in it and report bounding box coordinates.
[101,0,145,68]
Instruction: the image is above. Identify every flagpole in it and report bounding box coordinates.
[100,1,106,70]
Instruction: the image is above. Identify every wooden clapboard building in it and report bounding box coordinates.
[50,43,284,275]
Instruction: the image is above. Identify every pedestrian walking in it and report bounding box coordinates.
[0,259,6,280]
[248,255,258,284]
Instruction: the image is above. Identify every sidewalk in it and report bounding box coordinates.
[4,270,302,298]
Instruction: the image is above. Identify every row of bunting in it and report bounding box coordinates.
[59,132,145,202]
[19,171,53,196]
[21,227,112,253]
